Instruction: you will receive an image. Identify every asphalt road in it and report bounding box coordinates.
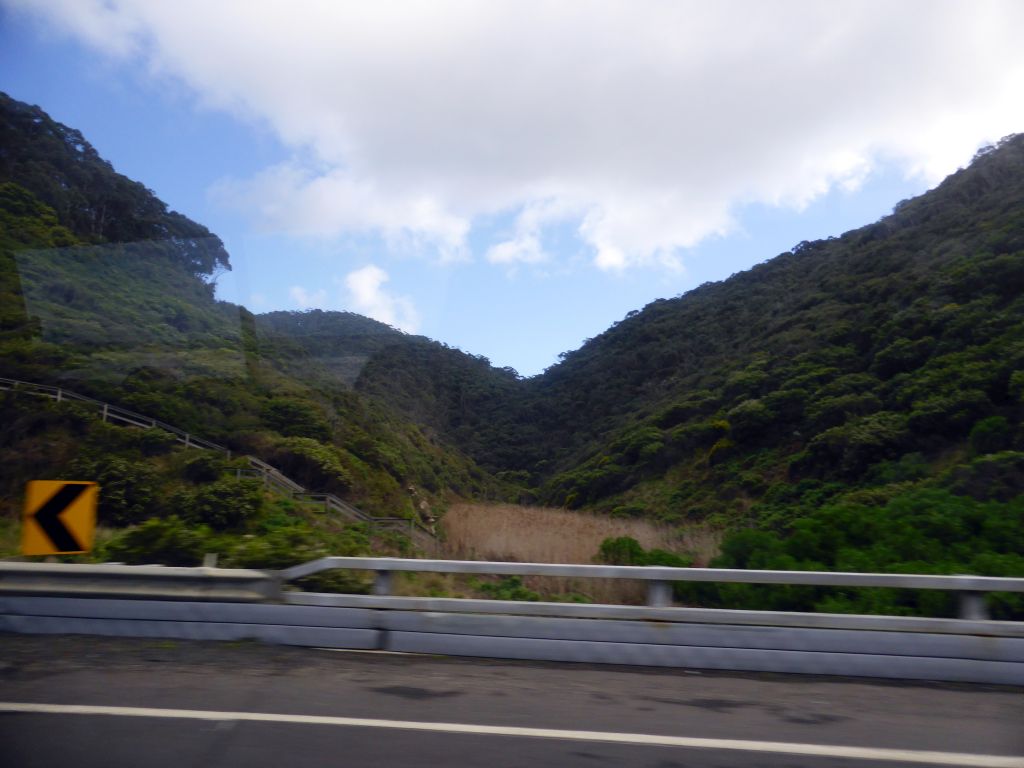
[1,635,1022,768]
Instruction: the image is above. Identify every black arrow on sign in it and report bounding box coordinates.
[33,483,87,552]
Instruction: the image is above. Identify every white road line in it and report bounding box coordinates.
[1,702,1021,767]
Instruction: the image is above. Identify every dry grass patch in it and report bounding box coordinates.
[438,503,723,604]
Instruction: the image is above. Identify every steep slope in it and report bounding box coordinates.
[536,134,1024,523]
[0,92,229,276]
[294,137,1024,528]
[285,135,1024,525]
[0,94,504,550]
[257,309,528,473]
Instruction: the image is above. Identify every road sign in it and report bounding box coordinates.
[21,481,98,556]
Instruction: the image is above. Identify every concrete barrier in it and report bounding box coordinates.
[3,559,1024,685]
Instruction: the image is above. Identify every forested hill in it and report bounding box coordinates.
[0,93,229,276]
[311,134,1024,543]
[533,133,1024,469]
[0,93,504,551]
[254,309,526,468]
[2,90,1023,606]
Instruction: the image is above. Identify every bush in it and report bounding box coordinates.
[104,516,214,566]
[137,428,178,456]
[872,337,935,378]
[598,536,691,567]
[262,397,331,441]
[598,536,646,565]
[669,419,730,451]
[476,576,540,601]
[807,393,882,432]
[969,415,1012,455]
[908,389,991,436]
[226,519,371,593]
[182,452,228,483]
[798,412,910,478]
[610,503,646,518]
[704,488,1024,618]
[707,437,736,466]
[726,399,775,440]
[944,451,1024,502]
[71,456,161,527]
[267,437,354,494]
[1010,371,1024,403]
[180,477,263,531]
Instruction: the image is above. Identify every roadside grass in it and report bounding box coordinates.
[439,503,722,604]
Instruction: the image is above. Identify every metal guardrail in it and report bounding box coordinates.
[0,561,276,602]
[1,377,434,541]
[0,377,230,454]
[279,557,1024,620]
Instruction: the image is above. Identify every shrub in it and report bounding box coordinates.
[969,415,1012,455]
[182,452,228,483]
[872,337,935,378]
[669,419,729,451]
[104,516,214,566]
[609,503,646,518]
[944,451,1024,502]
[71,456,161,527]
[798,412,910,478]
[268,437,353,494]
[180,477,263,531]
[598,536,647,565]
[707,437,736,466]
[807,393,882,432]
[908,389,991,436]
[137,428,177,456]
[476,576,540,601]
[598,536,691,567]
[262,397,331,441]
[726,399,775,441]
[1010,371,1024,403]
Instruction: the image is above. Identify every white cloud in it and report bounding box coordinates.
[343,265,420,333]
[289,285,326,309]
[485,198,579,266]
[12,0,1024,270]
[212,164,469,263]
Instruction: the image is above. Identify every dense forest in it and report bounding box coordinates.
[1,93,1022,616]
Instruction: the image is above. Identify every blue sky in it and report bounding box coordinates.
[4,1,1023,376]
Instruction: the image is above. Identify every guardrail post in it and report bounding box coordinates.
[56,388,63,403]
[101,403,109,422]
[646,580,673,607]
[958,591,989,620]
[373,570,393,596]
[184,433,191,448]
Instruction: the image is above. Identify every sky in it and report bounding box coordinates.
[3,1,1024,376]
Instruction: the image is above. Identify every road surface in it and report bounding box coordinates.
[1,635,1022,767]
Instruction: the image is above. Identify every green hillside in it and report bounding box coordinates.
[0,95,504,570]
[1,92,1022,616]
[262,136,1024,617]
[287,135,1024,530]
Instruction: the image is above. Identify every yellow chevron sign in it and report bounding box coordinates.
[21,481,98,556]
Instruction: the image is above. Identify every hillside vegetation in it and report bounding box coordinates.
[0,94,506,575]
[1,92,1022,616]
